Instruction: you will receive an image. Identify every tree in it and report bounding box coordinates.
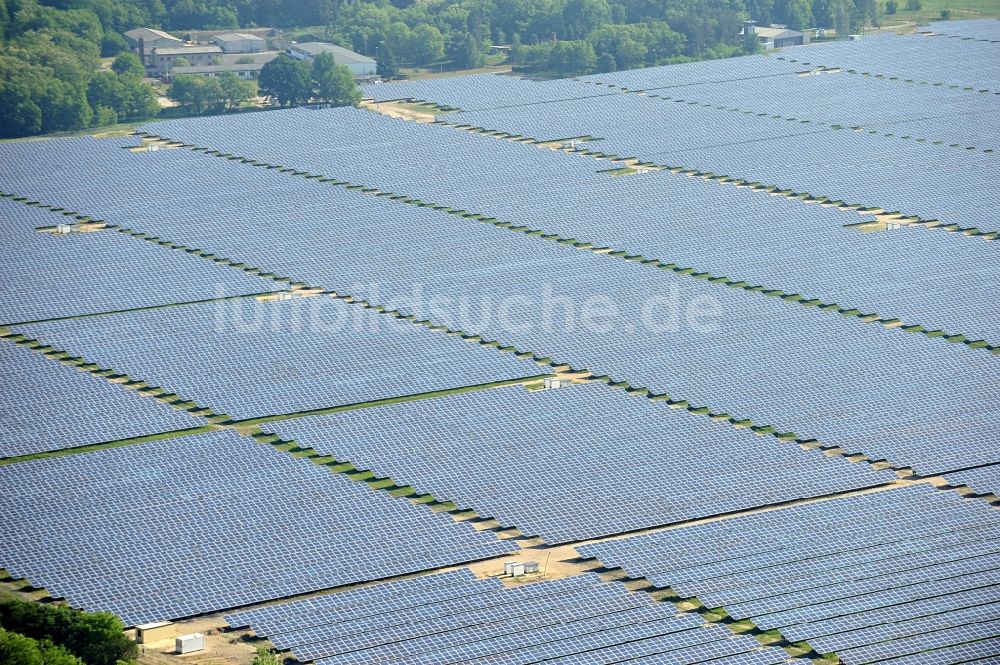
[111,51,144,77]
[596,52,616,72]
[831,0,852,35]
[547,40,596,75]
[407,24,445,66]
[376,41,399,79]
[0,627,44,665]
[168,74,223,113]
[258,54,313,106]
[312,53,361,106]
[776,0,814,29]
[0,600,136,665]
[447,32,485,69]
[563,0,612,40]
[88,71,158,122]
[746,0,775,25]
[885,0,897,14]
[0,78,43,138]
[219,71,256,110]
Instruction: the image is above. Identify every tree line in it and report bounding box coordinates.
[134,0,892,78]
[169,52,361,112]
[2,0,898,138]
[0,0,162,138]
[0,598,137,665]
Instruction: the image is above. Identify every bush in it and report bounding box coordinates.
[886,0,897,14]
[0,600,136,665]
[905,0,921,9]
[252,647,280,665]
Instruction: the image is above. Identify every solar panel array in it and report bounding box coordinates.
[266,383,893,544]
[0,198,277,325]
[945,464,1000,497]
[0,138,601,303]
[363,73,602,110]
[225,570,796,665]
[339,254,997,478]
[778,31,1000,90]
[10,141,994,475]
[618,72,999,152]
[140,109,999,343]
[1,27,997,639]
[0,340,199,458]
[0,430,516,626]
[926,19,1000,41]
[574,54,812,90]
[580,485,1000,664]
[448,93,999,233]
[14,297,539,421]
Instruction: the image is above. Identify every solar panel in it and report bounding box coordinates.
[778,31,1000,90]
[925,18,1000,41]
[225,571,791,665]
[13,297,541,421]
[0,198,278,325]
[265,382,893,544]
[8,110,996,345]
[449,93,997,235]
[944,463,1000,497]
[0,429,516,626]
[580,485,1000,662]
[129,109,999,345]
[0,340,199,457]
[8,145,994,476]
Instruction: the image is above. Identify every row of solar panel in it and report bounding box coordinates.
[925,18,1000,41]
[259,382,893,544]
[226,569,797,665]
[0,197,278,326]
[13,221,998,481]
[4,131,996,477]
[778,31,1000,90]
[9,296,540,425]
[6,146,995,477]
[447,93,997,234]
[945,463,1000,498]
[133,108,1000,344]
[628,80,999,153]
[580,485,1000,664]
[0,429,517,626]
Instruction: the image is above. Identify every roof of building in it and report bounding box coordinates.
[172,63,266,75]
[124,27,181,43]
[754,26,805,39]
[218,51,281,65]
[288,42,375,65]
[214,32,266,42]
[172,52,280,75]
[154,45,224,57]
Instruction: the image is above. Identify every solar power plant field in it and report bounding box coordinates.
[579,486,1000,664]
[0,22,997,665]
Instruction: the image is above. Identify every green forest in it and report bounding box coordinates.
[0,0,923,139]
[0,598,137,665]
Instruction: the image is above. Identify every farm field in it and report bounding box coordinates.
[1,19,998,665]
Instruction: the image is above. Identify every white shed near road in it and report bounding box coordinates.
[175,633,205,654]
